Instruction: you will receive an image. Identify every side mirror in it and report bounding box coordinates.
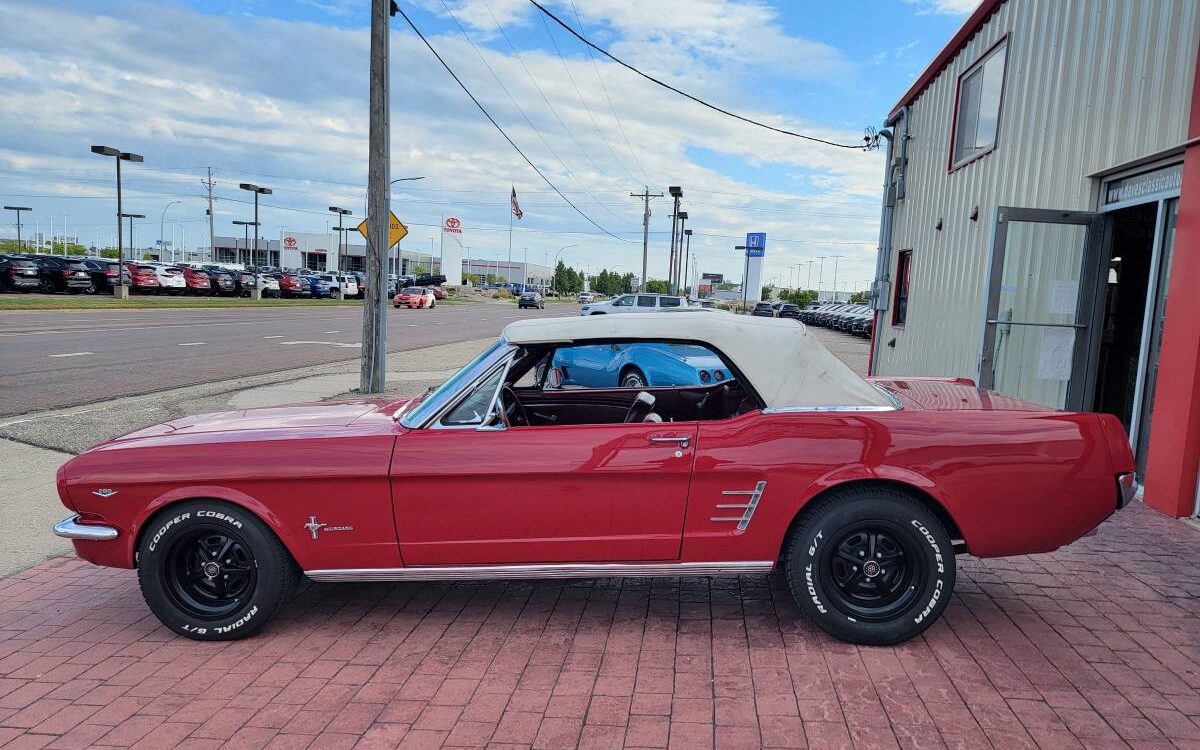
[545,367,563,389]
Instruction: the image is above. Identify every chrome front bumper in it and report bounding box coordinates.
[53,515,119,541]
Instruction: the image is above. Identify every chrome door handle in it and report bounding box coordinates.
[649,435,690,448]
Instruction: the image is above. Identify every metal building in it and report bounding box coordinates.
[869,0,1200,518]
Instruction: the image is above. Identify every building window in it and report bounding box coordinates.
[951,40,1007,168]
[892,250,912,326]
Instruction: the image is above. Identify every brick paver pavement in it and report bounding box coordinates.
[1,502,1198,749]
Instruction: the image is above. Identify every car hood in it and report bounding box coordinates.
[98,398,417,447]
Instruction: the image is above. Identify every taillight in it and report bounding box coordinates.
[106,269,117,276]
[699,370,711,383]
[61,269,70,277]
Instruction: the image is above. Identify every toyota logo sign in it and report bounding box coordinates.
[283,236,297,248]
[443,217,462,234]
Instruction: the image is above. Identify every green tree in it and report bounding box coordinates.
[849,291,867,304]
[645,279,669,294]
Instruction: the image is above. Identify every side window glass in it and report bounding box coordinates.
[613,295,634,307]
[548,342,735,389]
[659,297,681,307]
[636,296,656,307]
[442,365,505,426]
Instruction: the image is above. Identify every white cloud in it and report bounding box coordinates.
[904,0,980,15]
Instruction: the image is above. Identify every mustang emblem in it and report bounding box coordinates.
[710,481,768,533]
[304,516,354,540]
[92,488,118,498]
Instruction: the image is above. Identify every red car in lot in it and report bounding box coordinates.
[123,263,161,294]
[53,314,1135,644]
[271,271,310,298]
[178,266,211,295]
[393,286,435,309]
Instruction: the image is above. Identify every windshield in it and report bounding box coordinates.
[399,338,512,428]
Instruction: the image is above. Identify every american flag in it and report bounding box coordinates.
[510,187,523,220]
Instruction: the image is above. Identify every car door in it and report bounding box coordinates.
[390,362,697,566]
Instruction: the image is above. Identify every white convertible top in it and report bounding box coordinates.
[502,312,894,409]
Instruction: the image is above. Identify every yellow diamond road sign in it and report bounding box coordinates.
[357,211,408,248]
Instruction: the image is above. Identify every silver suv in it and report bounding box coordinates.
[580,293,686,316]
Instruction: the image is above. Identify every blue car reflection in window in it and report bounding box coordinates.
[549,343,733,389]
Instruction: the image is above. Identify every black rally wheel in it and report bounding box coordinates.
[137,500,298,641]
[784,486,955,645]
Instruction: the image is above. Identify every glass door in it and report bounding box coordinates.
[980,208,1106,409]
[1134,198,1178,475]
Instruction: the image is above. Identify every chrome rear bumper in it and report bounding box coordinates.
[1117,472,1139,509]
[53,515,119,541]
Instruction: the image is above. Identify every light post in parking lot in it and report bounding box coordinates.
[90,146,143,295]
[735,244,749,312]
[552,244,577,293]
[328,206,352,272]
[238,183,272,269]
[120,214,145,263]
[232,220,258,267]
[159,200,180,262]
[3,206,30,251]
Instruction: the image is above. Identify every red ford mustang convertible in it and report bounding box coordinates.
[54,313,1136,644]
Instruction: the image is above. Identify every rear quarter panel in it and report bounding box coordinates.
[685,408,1116,562]
[61,426,400,571]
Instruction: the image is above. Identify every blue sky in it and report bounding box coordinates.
[0,0,976,288]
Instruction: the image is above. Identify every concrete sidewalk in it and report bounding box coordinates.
[0,338,492,578]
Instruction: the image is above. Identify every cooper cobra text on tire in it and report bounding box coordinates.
[137,500,298,640]
[784,485,955,645]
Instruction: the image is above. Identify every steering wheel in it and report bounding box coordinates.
[500,384,529,427]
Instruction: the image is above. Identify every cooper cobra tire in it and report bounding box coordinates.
[137,500,298,641]
[784,486,955,645]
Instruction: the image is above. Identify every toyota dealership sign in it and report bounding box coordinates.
[443,217,462,234]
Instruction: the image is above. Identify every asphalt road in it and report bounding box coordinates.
[0,301,573,416]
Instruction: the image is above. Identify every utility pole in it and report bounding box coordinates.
[361,0,391,393]
[673,211,688,293]
[202,168,216,263]
[3,207,30,251]
[667,186,682,292]
[630,187,661,292]
[829,254,844,302]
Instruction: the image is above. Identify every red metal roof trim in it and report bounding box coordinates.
[888,0,1007,119]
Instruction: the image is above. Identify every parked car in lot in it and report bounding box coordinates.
[75,259,130,294]
[577,291,594,304]
[124,263,162,295]
[269,271,310,298]
[257,274,281,298]
[392,286,435,309]
[750,302,775,317]
[316,273,357,298]
[301,275,332,299]
[0,255,41,292]
[178,266,211,296]
[27,255,82,294]
[201,268,237,296]
[53,312,1137,644]
[146,264,187,295]
[430,286,447,301]
[580,293,685,315]
[348,271,367,299]
[777,303,801,320]
[518,291,544,309]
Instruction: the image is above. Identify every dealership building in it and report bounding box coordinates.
[869,0,1199,518]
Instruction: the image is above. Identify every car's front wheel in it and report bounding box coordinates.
[137,500,298,641]
[620,367,647,389]
[784,486,955,645]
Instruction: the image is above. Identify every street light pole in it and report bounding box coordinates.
[159,200,180,262]
[552,244,578,293]
[239,183,272,269]
[328,207,352,273]
[3,206,30,251]
[232,221,258,267]
[682,228,692,296]
[735,244,749,312]
[121,213,145,261]
[667,186,682,291]
[91,146,143,296]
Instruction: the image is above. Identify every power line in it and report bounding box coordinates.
[528,0,868,150]
[436,0,631,228]
[393,3,634,243]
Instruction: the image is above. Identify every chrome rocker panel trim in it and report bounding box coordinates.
[305,560,775,583]
[53,515,119,541]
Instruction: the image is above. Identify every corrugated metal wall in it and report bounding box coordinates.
[876,0,1198,379]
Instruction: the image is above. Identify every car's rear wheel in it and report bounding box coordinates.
[784,486,955,645]
[137,500,298,641]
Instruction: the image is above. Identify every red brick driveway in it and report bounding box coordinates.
[1,503,1198,750]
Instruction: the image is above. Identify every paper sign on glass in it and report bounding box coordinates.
[1037,326,1074,381]
[1049,280,1078,316]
